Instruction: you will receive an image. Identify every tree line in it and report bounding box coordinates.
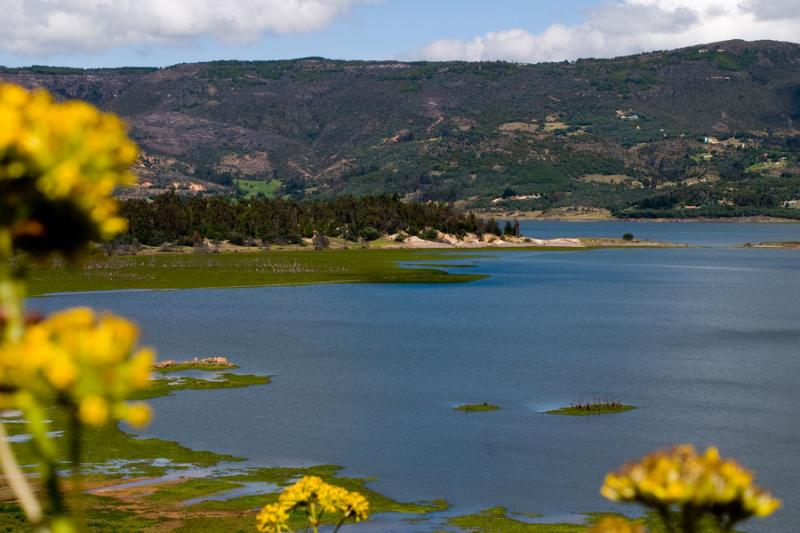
[118,193,503,246]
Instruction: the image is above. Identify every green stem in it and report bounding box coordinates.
[680,505,698,533]
[657,506,678,533]
[68,408,86,530]
[332,516,348,533]
[0,228,24,344]
[0,230,47,528]
[18,393,70,530]
[310,501,318,533]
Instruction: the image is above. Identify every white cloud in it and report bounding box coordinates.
[421,0,800,63]
[740,0,800,20]
[0,0,372,56]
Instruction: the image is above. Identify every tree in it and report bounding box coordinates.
[485,218,501,236]
[502,187,517,199]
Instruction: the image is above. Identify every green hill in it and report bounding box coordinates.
[3,39,799,217]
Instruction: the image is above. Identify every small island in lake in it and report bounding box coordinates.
[153,356,239,372]
[546,400,636,416]
[455,402,501,412]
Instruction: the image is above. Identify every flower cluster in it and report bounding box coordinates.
[589,516,645,533]
[0,83,137,255]
[256,476,369,533]
[601,445,780,525]
[0,307,153,427]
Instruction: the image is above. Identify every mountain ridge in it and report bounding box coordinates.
[2,39,799,215]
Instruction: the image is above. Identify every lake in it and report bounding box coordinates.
[32,223,800,532]
[518,220,799,247]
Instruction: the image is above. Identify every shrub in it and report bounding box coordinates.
[361,226,381,241]
[420,228,439,241]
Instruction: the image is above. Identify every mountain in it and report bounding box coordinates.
[2,40,799,216]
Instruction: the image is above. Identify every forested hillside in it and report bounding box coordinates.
[3,39,799,216]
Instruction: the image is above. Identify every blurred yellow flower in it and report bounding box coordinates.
[589,516,644,533]
[120,402,152,429]
[78,396,109,427]
[601,445,780,527]
[0,307,154,428]
[256,476,369,533]
[0,83,138,255]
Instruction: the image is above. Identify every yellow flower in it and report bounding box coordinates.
[0,308,155,429]
[0,83,138,255]
[256,476,370,533]
[121,403,151,429]
[589,516,644,533]
[600,445,780,526]
[256,502,290,533]
[78,396,109,427]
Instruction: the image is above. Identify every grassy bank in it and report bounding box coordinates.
[26,249,490,296]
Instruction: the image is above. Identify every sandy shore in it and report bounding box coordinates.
[380,232,680,249]
[121,232,681,256]
[740,241,800,249]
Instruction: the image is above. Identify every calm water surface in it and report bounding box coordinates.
[519,220,799,247]
[33,224,800,532]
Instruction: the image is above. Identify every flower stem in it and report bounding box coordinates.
[68,408,86,530]
[0,422,43,525]
[657,506,678,533]
[0,230,44,526]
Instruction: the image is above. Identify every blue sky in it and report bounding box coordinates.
[0,0,798,68]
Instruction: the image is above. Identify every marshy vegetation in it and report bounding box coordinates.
[26,249,488,296]
[454,403,501,412]
[546,400,636,416]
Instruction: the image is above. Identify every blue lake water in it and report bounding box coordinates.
[518,220,799,247]
[31,223,800,532]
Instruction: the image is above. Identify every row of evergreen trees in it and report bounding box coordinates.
[118,193,505,246]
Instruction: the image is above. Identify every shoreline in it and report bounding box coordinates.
[473,209,800,223]
[125,233,682,255]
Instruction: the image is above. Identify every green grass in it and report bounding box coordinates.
[27,249,489,296]
[546,403,636,416]
[7,408,241,479]
[235,179,281,198]
[134,373,270,400]
[144,464,450,533]
[454,403,501,412]
[6,371,268,477]
[447,508,731,533]
[0,498,161,532]
[153,464,449,515]
[447,507,586,532]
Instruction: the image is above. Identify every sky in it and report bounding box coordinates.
[0,0,798,68]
